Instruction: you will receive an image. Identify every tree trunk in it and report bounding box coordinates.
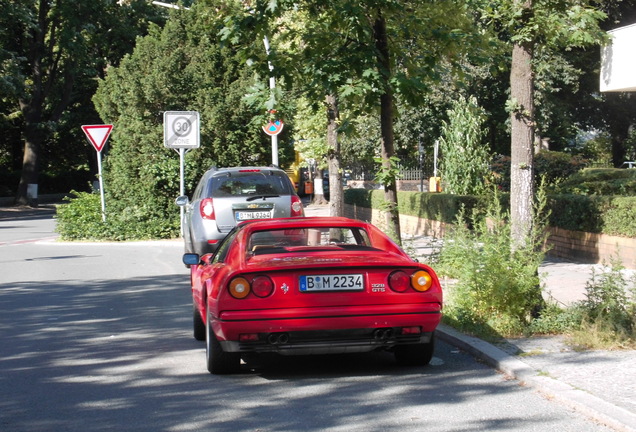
[15,127,42,206]
[14,0,48,206]
[312,168,327,205]
[16,87,45,206]
[374,14,401,244]
[509,26,535,250]
[326,93,344,217]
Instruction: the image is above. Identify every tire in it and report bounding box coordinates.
[394,333,435,366]
[206,310,240,374]
[193,304,205,341]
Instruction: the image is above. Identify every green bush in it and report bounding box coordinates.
[490,151,589,192]
[546,194,609,233]
[555,168,636,196]
[55,192,110,240]
[345,189,485,225]
[604,198,636,237]
[567,260,636,348]
[55,191,179,241]
[436,192,547,337]
[547,194,636,236]
[534,151,588,185]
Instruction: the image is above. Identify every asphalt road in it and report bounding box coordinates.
[0,209,615,432]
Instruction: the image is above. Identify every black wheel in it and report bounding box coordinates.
[193,304,205,341]
[394,333,435,366]
[206,310,240,374]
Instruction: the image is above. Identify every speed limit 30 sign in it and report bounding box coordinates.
[163,111,200,149]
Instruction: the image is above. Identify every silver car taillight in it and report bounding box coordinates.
[200,198,215,220]
[291,195,304,217]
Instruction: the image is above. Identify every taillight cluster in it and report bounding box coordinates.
[388,270,433,293]
[290,195,304,217]
[228,275,274,299]
[200,198,215,220]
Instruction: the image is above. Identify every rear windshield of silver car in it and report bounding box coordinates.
[208,171,292,197]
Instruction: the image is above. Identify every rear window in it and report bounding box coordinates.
[208,172,292,197]
[248,227,375,255]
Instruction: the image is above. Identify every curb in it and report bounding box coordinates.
[437,324,636,432]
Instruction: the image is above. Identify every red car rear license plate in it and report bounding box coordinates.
[299,274,364,292]
[235,211,272,221]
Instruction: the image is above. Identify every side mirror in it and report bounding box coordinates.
[182,253,200,267]
[175,195,189,207]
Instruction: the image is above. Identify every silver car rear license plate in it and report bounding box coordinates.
[235,211,272,221]
[299,274,364,292]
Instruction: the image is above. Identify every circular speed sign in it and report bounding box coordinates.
[172,116,193,137]
[163,111,200,149]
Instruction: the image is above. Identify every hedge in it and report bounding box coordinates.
[344,189,636,238]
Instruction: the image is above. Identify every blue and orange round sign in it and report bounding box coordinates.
[263,119,284,136]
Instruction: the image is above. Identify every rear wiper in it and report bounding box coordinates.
[246,194,280,201]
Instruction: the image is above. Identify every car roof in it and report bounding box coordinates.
[205,166,285,177]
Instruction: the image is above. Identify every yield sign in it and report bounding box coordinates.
[82,124,113,152]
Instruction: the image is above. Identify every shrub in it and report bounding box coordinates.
[55,191,179,241]
[55,191,110,240]
[604,198,636,237]
[534,151,588,186]
[580,260,634,332]
[490,151,589,192]
[437,190,547,337]
[555,168,636,196]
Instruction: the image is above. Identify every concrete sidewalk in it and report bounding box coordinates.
[305,202,636,432]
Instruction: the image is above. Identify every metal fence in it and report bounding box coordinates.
[347,163,428,181]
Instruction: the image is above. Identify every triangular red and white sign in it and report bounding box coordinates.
[82,124,113,152]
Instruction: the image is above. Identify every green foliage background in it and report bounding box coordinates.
[88,5,295,238]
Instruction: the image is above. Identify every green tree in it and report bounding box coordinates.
[0,0,163,205]
[479,0,607,248]
[292,97,329,204]
[439,95,491,195]
[223,0,480,242]
[92,2,289,236]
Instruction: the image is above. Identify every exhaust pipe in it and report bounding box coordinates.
[373,328,394,340]
[267,333,290,345]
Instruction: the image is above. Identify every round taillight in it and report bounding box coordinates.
[291,196,304,216]
[229,277,250,299]
[411,270,433,292]
[388,271,410,292]
[200,198,215,219]
[252,275,274,297]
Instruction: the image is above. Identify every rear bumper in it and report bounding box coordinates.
[213,303,442,354]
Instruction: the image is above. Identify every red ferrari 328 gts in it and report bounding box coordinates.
[183,216,443,374]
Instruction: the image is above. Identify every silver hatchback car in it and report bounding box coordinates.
[177,166,304,255]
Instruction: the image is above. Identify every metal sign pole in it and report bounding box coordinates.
[263,36,279,167]
[179,148,185,236]
[81,124,112,222]
[163,111,200,237]
[97,150,106,222]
